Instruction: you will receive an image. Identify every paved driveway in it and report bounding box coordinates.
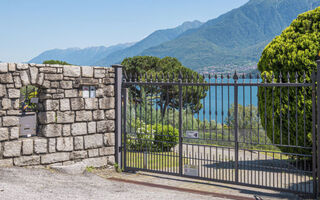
[0,167,223,200]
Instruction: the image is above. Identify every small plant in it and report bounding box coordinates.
[86,166,95,172]
[114,162,122,173]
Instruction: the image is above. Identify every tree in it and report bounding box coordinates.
[121,56,208,117]
[43,60,71,65]
[257,7,320,154]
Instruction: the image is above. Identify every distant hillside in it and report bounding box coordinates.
[140,0,320,70]
[96,20,203,66]
[29,43,134,66]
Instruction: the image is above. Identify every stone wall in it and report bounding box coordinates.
[0,63,115,167]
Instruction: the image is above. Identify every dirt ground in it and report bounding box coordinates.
[0,167,225,200]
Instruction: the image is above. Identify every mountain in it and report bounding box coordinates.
[29,43,134,66]
[96,20,203,66]
[140,0,320,70]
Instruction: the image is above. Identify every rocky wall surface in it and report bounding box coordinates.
[0,63,115,167]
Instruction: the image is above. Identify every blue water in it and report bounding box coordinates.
[197,79,259,123]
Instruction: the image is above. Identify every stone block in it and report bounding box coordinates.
[38,112,56,124]
[84,134,103,149]
[82,156,108,168]
[42,124,62,137]
[50,81,59,88]
[60,81,73,89]
[97,120,114,133]
[0,84,6,97]
[2,98,12,110]
[30,67,38,84]
[71,151,87,159]
[37,73,44,86]
[76,111,92,122]
[48,138,56,153]
[84,98,98,110]
[8,63,16,71]
[0,159,13,167]
[71,98,84,110]
[3,116,19,127]
[56,111,75,123]
[94,69,105,78]
[65,89,78,98]
[104,133,115,146]
[0,63,8,73]
[13,99,20,109]
[71,123,87,136]
[22,139,33,155]
[13,76,22,88]
[60,99,70,111]
[105,109,115,120]
[104,85,114,97]
[16,63,28,70]
[9,127,19,139]
[3,141,22,157]
[74,136,84,150]
[62,124,71,136]
[0,127,9,141]
[34,138,47,154]
[88,122,96,134]
[107,156,115,165]
[82,66,93,77]
[44,99,59,111]
[0,74,13,83]
[8,89,20,98]
[7,110,20,115]
[20,70,30,86]
[57,137,73,152]
[99,98,115,110]
[45,74,63,81]
[40,67,56,73]
[96,88,104,97]
[93,110,105,120]
[99,147,114,156]
[14,156,40,166]
[41,152,70,164]
[88,149,99,157]
[42,80,51,88]
[64,65,80,77]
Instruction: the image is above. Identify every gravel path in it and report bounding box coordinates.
[0,167,224,200]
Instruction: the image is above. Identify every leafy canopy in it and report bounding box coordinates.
[42,60,71,65]
[257,7,320,154]
[122,56,208,116]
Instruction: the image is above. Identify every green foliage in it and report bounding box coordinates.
[42,60,72,65]
[257,7,320,154]
[126,119,179,152]
[226,104,260,129]
[153,124,179,151]
[122,56,208,116]
[20,86,39,111]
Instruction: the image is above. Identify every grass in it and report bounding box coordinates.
[124,151,188,170]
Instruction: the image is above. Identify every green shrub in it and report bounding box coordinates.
[126,120,179,152]
[153,124,179,151]
[257,7,320,154]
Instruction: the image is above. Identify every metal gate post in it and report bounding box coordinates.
[233,72,239,183]
[178,72,183,176]
[317,58,320,197]
[113,64,123,169]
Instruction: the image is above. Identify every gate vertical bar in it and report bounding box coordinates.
[312,69,317,197]
[123,87,127,169]
[317,58,320,197]
[113,64,123,169]
[233,72,239,183]
[179,72,183,176]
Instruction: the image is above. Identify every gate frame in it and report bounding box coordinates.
[116,60,320,198]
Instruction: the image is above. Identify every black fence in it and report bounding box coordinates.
[115,60,320,198]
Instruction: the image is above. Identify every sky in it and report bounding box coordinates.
[0,0,249,62]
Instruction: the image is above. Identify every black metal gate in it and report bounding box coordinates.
[115,60,320,198]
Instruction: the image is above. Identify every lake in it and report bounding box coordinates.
[196,79,259,123]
